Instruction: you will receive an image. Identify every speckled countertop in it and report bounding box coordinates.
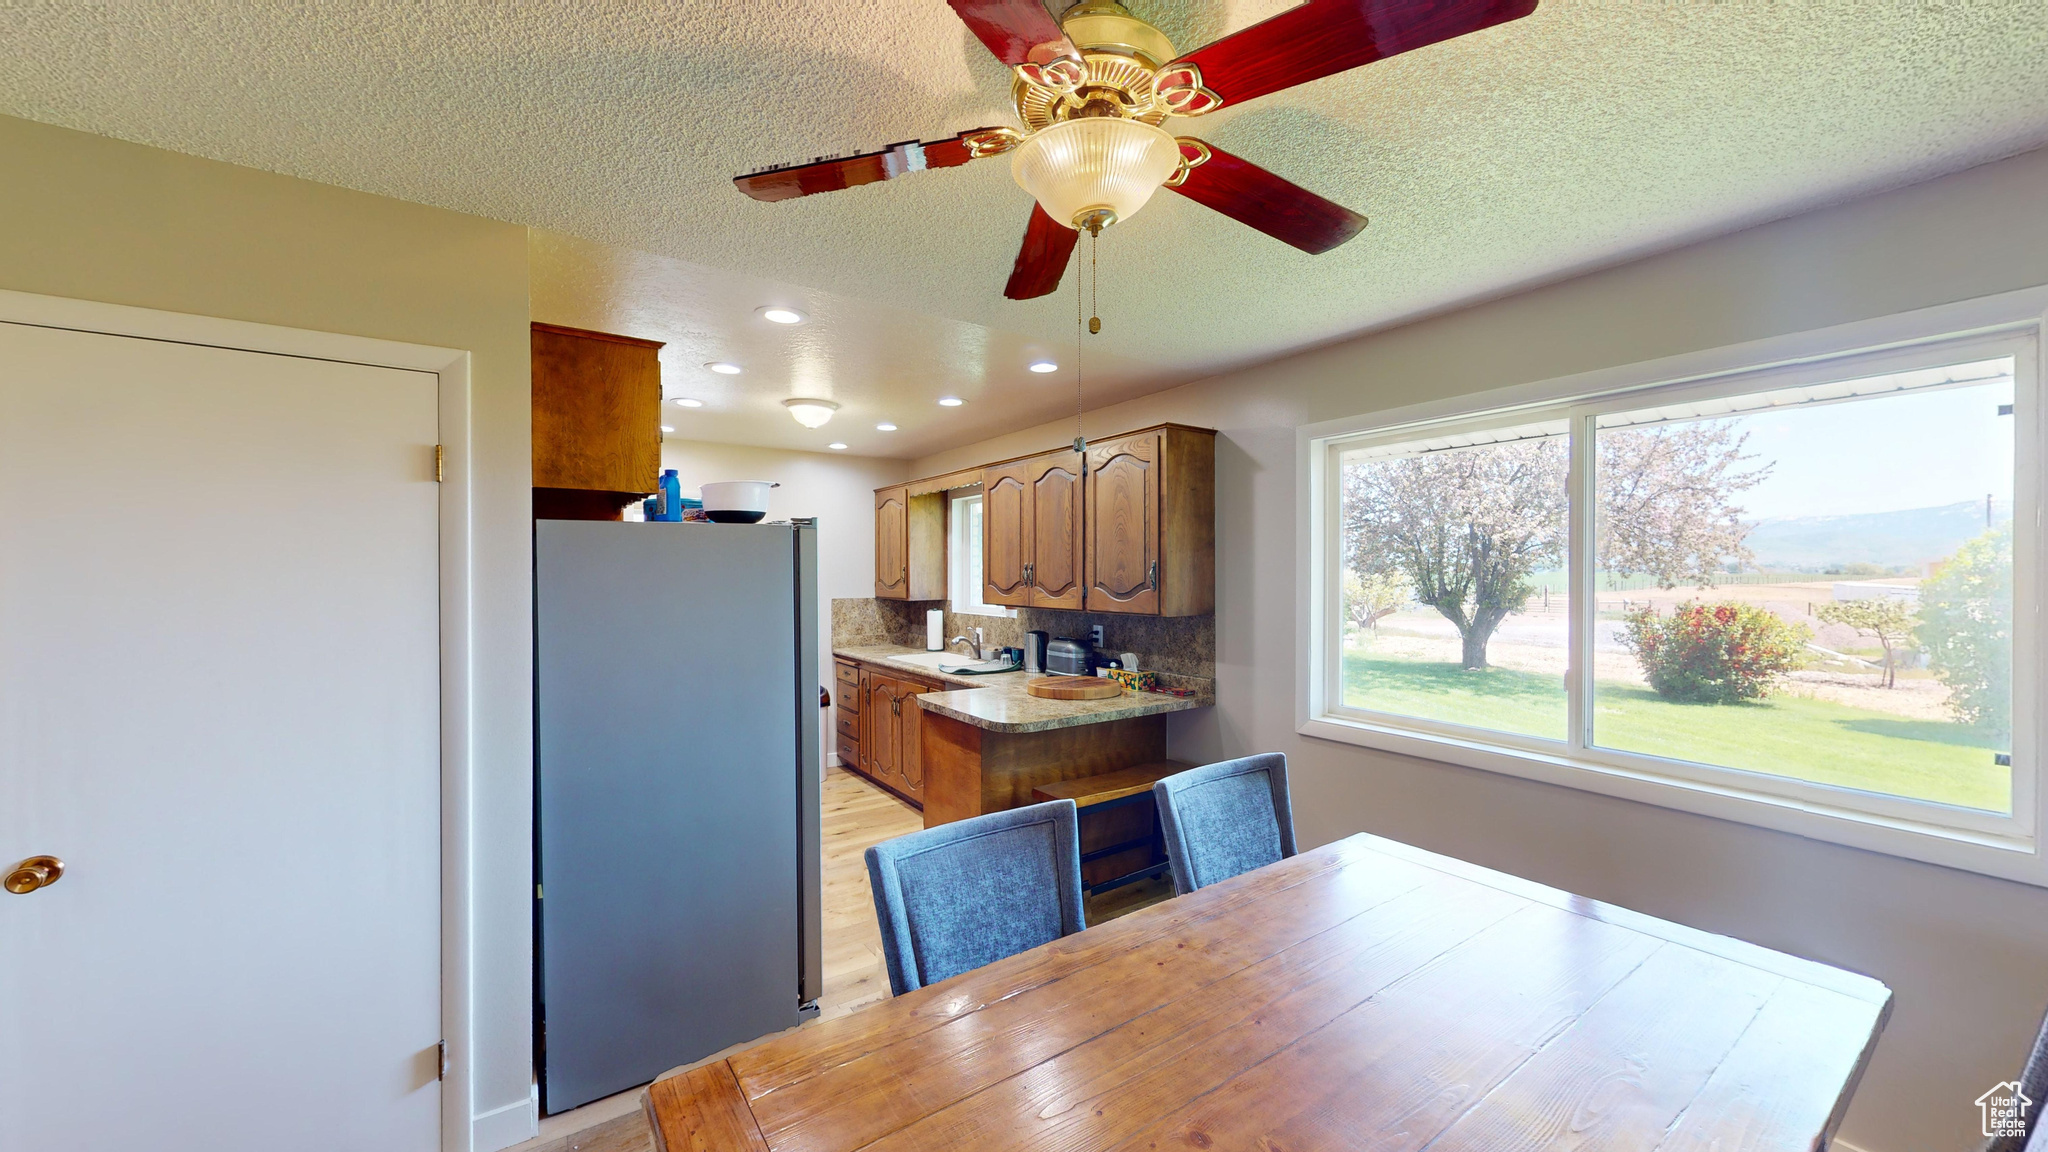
[832,645,1209,735]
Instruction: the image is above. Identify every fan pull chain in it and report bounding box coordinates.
[1073,236,1086,455]
[1088,229,1101,335]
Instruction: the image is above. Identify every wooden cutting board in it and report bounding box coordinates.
[1025,675,1123,700]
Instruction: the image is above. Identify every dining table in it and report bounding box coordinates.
[646,832,1891,1152]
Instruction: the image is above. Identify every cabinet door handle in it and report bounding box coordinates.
[1148,560,1158,587]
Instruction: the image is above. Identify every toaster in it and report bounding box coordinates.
[1044,637,1092,677]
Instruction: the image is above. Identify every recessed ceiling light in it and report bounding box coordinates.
[660,425,675,433]
[782,397,839,428]
[1028,360,1058,373]
[937,396,964,407]
[705,362,742,375]
[758,306,806,325]
[876,422,898,431]
[673,397,704,408]
[827,442,848,451]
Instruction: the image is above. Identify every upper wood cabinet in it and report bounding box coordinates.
[982,449,1085,610]
[885,422,1215,618]
[874,485,947,601]
[531,323,663,509]
[875,487,908,598]
[1086,425,1214,616]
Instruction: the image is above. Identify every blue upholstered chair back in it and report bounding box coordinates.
[1153,753,1298,895]
[863,799,1086,996]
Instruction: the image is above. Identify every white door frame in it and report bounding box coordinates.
[0,288,480,1152]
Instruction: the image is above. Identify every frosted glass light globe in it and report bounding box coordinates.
[1011,118,1182,231]
[782,398,838,428]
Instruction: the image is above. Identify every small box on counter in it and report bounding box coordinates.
[1105,667,1158,693]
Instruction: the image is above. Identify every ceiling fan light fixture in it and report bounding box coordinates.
[782,398,839,428]
[1011,117,1182,233]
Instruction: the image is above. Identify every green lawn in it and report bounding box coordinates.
[1342,654,2010,812]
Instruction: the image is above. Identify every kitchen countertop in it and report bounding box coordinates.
[832,645,1209,735]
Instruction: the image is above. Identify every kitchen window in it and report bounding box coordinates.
[1301,294,2048,884]
[949,493,1016,619]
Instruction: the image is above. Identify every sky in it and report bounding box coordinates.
[1692,377,2015,521]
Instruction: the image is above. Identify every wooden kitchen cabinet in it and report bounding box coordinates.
[981,449,1085,610]
[834,659,861,771]
[531,322,663,519]
[1085,424,1214,616]
[874,485,947,601]
[855,667,932,804]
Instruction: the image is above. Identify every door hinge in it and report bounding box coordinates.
[435,444,445,483]
[438,1039,448,1081]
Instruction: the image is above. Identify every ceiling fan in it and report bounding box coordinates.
[734,0,1538,300]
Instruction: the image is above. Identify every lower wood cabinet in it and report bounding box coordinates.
[849,664,934,806]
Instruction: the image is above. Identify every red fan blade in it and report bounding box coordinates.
[1165,141,1367,255]
[1166,0,1537,110]
[1004,205,1079,299]
[948,0,1080,66]
[734,128,1003,203]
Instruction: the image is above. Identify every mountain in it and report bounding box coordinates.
[1741,501,1999,570]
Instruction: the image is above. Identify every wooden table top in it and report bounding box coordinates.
[647,833,1891,1152]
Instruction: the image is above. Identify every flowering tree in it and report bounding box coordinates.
[1815,597,1917,689]
[1343,439,1566,669]
[1344,422,1766,670]
[1343,569,1412,635]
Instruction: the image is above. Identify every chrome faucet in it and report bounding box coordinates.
[949,626,985,661]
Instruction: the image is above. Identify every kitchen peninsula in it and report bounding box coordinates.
[832,645,1209,828]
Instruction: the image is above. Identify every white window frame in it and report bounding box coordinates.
[1298,285,2048,886]
[948,492,1016,619]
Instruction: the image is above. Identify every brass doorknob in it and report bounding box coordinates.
[4,856,63,895]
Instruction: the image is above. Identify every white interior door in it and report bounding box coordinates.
[0,321,443,1151]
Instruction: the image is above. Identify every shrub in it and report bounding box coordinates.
[1916,525,2012,743]
[1622,601,1809,704]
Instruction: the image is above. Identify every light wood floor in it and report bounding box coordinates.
[511,766,1171,1152]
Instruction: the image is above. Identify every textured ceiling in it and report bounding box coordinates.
[4,1,2047,457]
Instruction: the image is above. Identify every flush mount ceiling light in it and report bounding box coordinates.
[673,397,704,408]
[827,442,848,451]
[758,306,806,325]
[729,0,1511,300]
[876,422,898,431]
[937,396,965,407]
[1028,360,1059,374]
[782,398,839,428]
[705,362,742,375]
[660,425,675,433]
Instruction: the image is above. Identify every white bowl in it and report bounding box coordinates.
[700,481,779,523]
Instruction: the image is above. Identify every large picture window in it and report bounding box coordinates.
[1306,310,2044,882]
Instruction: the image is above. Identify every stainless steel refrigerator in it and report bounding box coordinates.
[534,519,822,1114]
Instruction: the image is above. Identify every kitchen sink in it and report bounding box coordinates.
[888,651,1017,675]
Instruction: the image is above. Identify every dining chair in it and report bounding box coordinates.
[1983,1005,2048,1152]
[864,798,1086,996]
[1153,753,1298,895]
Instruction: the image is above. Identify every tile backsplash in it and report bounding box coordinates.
[831,597,1215,683]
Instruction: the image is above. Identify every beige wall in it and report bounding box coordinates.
[0,116,537,1145]
[658,438,912,741]
[912,144,2048,1152]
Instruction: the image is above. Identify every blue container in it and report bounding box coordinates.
[648,469,684,522]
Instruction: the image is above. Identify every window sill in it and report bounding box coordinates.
[1298,712,2048,887]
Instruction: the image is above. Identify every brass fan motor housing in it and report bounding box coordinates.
[1012,2,1178,131]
